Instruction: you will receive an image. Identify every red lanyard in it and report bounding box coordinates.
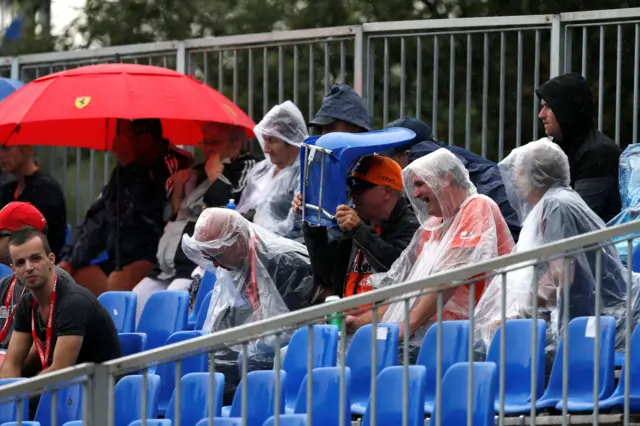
[0,277,25,342]
[245,236,259,314]
[31,273,58,369]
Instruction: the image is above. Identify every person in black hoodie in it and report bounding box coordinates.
[535,73,622,223]
[58,119,193,296]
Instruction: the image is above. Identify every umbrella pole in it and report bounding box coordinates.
[112,117,122,271]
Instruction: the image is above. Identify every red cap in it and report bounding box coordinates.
[0,202,47,232]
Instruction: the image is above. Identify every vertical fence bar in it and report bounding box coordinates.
[263,47,269,117]
[465,34,472,151]
[383,38,389,126]
[593,250,602,426]
[293,46,299,107]
[448,34,455,146]
[615,25,622,145]
[308,45,315,122]
[416,37,422,119]
[625,239,633,426]
[598,26,605,131]
[634,25,640,144]
[481,33,489,158]
[432,35,440,139]
[516,31,523,148]
[533,29,541,141]
[581,27,588,78]
[324,42,330,96]
[498,32,505,160]
[278,46,284,104]
[400,37,406,118]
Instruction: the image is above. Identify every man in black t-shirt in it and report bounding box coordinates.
[0,228,121,378]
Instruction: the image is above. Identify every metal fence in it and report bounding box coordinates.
[0,217,639,426]
[0,7,637,230]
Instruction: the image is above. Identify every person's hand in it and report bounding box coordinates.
[173,169,194,189]
[335,205,362,232]
[57,261,75,276]
[345,315,362,334]
[291,193,303,215]
[205,153,224,183]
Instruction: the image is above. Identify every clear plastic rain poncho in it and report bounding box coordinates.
[607,143,640,264]
[474,138,638,354]
[181,208,315,367]
[236,101,307,239]
[365,149,514,345]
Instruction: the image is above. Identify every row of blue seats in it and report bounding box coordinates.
[94,281,640,417]
[115,314,640,420]
[0,316,636,425]
[0,363,497,426]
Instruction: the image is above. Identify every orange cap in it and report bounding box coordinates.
[350,155,403,192]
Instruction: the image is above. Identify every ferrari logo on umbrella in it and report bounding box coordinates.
[74,96,91,109]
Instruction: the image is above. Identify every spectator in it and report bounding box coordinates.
[0,145,67,259]
[346,149,514,361]
[386,116,521,242]
[292,155,419,302]
[58,119,193,296]
[474,139,635,358]
[0,227,121,378]
[237,101,306,239]
[308,84,372,134]
[133,122,257,320]
[536,73,622,223]
[181,207,318,404]
[0,202,74,351]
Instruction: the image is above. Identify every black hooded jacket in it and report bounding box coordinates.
[536,73,622,223]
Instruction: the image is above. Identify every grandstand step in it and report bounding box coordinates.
[495,413,636,425]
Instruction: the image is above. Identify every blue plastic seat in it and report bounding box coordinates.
[98,291,137,333]
[486,318,546,414]
[361,365,427,426]
[114,374,161,426]
[431,362,497,426]
[3,382,84,426]
[188,270,216,329]
[118,332,147,357]
[416,320,469,415]
[156,331,207,415]
[0,378,29,424]
[263,414,308,426]
[282,325,339,413]
[347,323,399,415]
[535,316,616,412]
[591,323,640,412]
[0,264,11,280]
[137,291,190,351]
[293,367,350,425]
[224,370,287,426]
[168,372,224,424]
[194,291,213,331]
[60,422,82,426]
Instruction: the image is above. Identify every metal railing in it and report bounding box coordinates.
[0,7,637,230]
[0,219,638,425]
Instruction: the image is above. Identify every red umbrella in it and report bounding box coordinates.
[0,63,256,149]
